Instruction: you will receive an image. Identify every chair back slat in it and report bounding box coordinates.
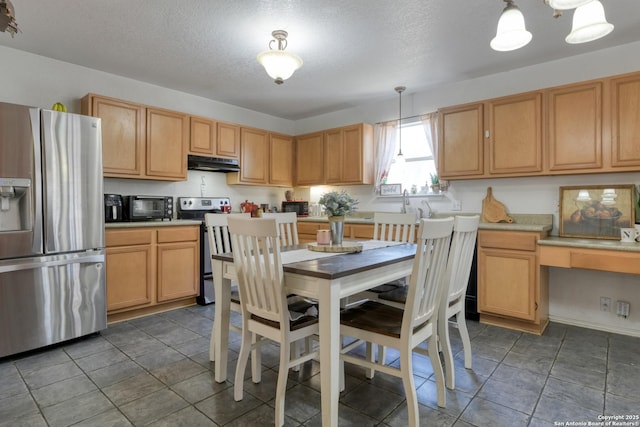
[445,215,480,303]
[228,217,287,326]
[205,213,251,255]
[403,217,454,333]
[262,212,299,246]
[373,212,416,243]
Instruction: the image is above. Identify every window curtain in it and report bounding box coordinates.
[421,112,438,171]
[373,120,398,194]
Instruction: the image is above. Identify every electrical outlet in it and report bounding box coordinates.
[452,200,462,211]
[616,301,630,318]
[600,297,611,312]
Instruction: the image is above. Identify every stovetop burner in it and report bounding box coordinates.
[177,197,231,220]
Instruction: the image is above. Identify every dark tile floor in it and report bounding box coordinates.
[1,303,639,426]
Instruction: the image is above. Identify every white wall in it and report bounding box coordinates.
[3,42,640,336]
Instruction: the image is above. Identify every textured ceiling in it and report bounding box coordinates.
[1,0,639,120]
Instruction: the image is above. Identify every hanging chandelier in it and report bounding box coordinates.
[257,30,303,85]
[491,0,613,52]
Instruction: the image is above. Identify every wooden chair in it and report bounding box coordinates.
[376,215,480,389]
[205,213,260,377]
[228,217,319,427]
[339,217,454,426]
[261,212,299,246]
[438,215,479,389]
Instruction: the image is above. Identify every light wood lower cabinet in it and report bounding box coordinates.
[477,229,549,335]
[297,221,376,244]
[105,225,199,321]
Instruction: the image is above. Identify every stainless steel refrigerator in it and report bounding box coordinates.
[0,102,106,358]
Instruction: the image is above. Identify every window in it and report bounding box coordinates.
[385,121,436,194]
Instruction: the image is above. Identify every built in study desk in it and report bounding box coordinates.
[538,237,640,275]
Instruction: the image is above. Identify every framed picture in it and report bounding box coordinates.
[559,185,636,240]
[379,183,402,196]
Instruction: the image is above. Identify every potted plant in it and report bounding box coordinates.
[430,173,441,194]
[318,191,358,245]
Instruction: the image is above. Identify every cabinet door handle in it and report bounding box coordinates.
[535,301,538,311]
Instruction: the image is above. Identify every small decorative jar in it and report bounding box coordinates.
[316,229,331,245]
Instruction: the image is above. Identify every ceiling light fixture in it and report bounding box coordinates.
[565,1,614,44]
[490,0,613,52]
[257,30,303,85]
[490,0,532,52]
[395,86,406,159]
[0,0,19,37]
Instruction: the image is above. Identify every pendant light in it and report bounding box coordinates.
[565,0,614,44]
[490,0,532,52]
[257,30,303,85]
[395,86,406,161]
[547,0,593,10]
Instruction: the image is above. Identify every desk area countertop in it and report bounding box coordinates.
[538,236,640,253]
[105,219,202,228]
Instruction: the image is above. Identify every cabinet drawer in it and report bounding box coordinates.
[106,229,153,247]
[157,226,199,243]
[478,230,538,251]
[297,222,328,235]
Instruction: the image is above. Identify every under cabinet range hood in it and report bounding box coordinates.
[187,155,240,172]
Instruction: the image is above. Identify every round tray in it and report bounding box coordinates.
[307,241,363,253]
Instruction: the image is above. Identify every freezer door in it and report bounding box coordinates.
[0,251,106,358]
[41,111,104,253]
[0,103,43,259]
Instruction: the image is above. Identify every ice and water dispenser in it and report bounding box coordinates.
[0,177,31,232]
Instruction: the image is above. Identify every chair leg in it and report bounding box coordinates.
[457,313,473,370]
[378,344,387,365]
[275,338,290,427]
[234,329,252,401]
[399,347,418,427]
[250,333,261,383]
[439,315,455,390]
[428,333,446,408]
[291,341,301,372]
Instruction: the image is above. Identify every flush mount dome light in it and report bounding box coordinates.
[565,0,614,44]
[490,0,532,52]
[257,30,303,85]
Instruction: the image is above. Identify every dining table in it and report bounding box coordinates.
[209,240,417,427]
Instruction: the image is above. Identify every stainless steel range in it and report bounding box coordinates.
[177,197,231,305]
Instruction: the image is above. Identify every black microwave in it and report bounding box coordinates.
[281,201,309,217]
[123,195,173,221]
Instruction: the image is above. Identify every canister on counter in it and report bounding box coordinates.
[317,229,331,245]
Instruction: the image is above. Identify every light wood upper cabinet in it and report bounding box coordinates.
[438,103,484,179]
[269,133,294,186]
[82,94,188,181]
[488,92,542,175]
[324,123,374,185]
[146,107,189,180]
[295,132,325,186]
[81,94,145,178]
[189,115,216,156]
[217,121,240,158]
[547,81,603,172]
[230,127,269,184]
[610,73,640,169]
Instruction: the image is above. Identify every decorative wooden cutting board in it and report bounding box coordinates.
[481,187,514,223]
[307,241,363,253]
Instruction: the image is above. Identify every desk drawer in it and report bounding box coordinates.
[478,230,538,251]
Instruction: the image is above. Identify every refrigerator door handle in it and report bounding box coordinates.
[0,253,104,274]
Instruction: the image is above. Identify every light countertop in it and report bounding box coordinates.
[105,219,202,229]
[538,236,640,252]
[299,212,554,232]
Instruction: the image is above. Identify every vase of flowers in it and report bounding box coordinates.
[318,191,358,245]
